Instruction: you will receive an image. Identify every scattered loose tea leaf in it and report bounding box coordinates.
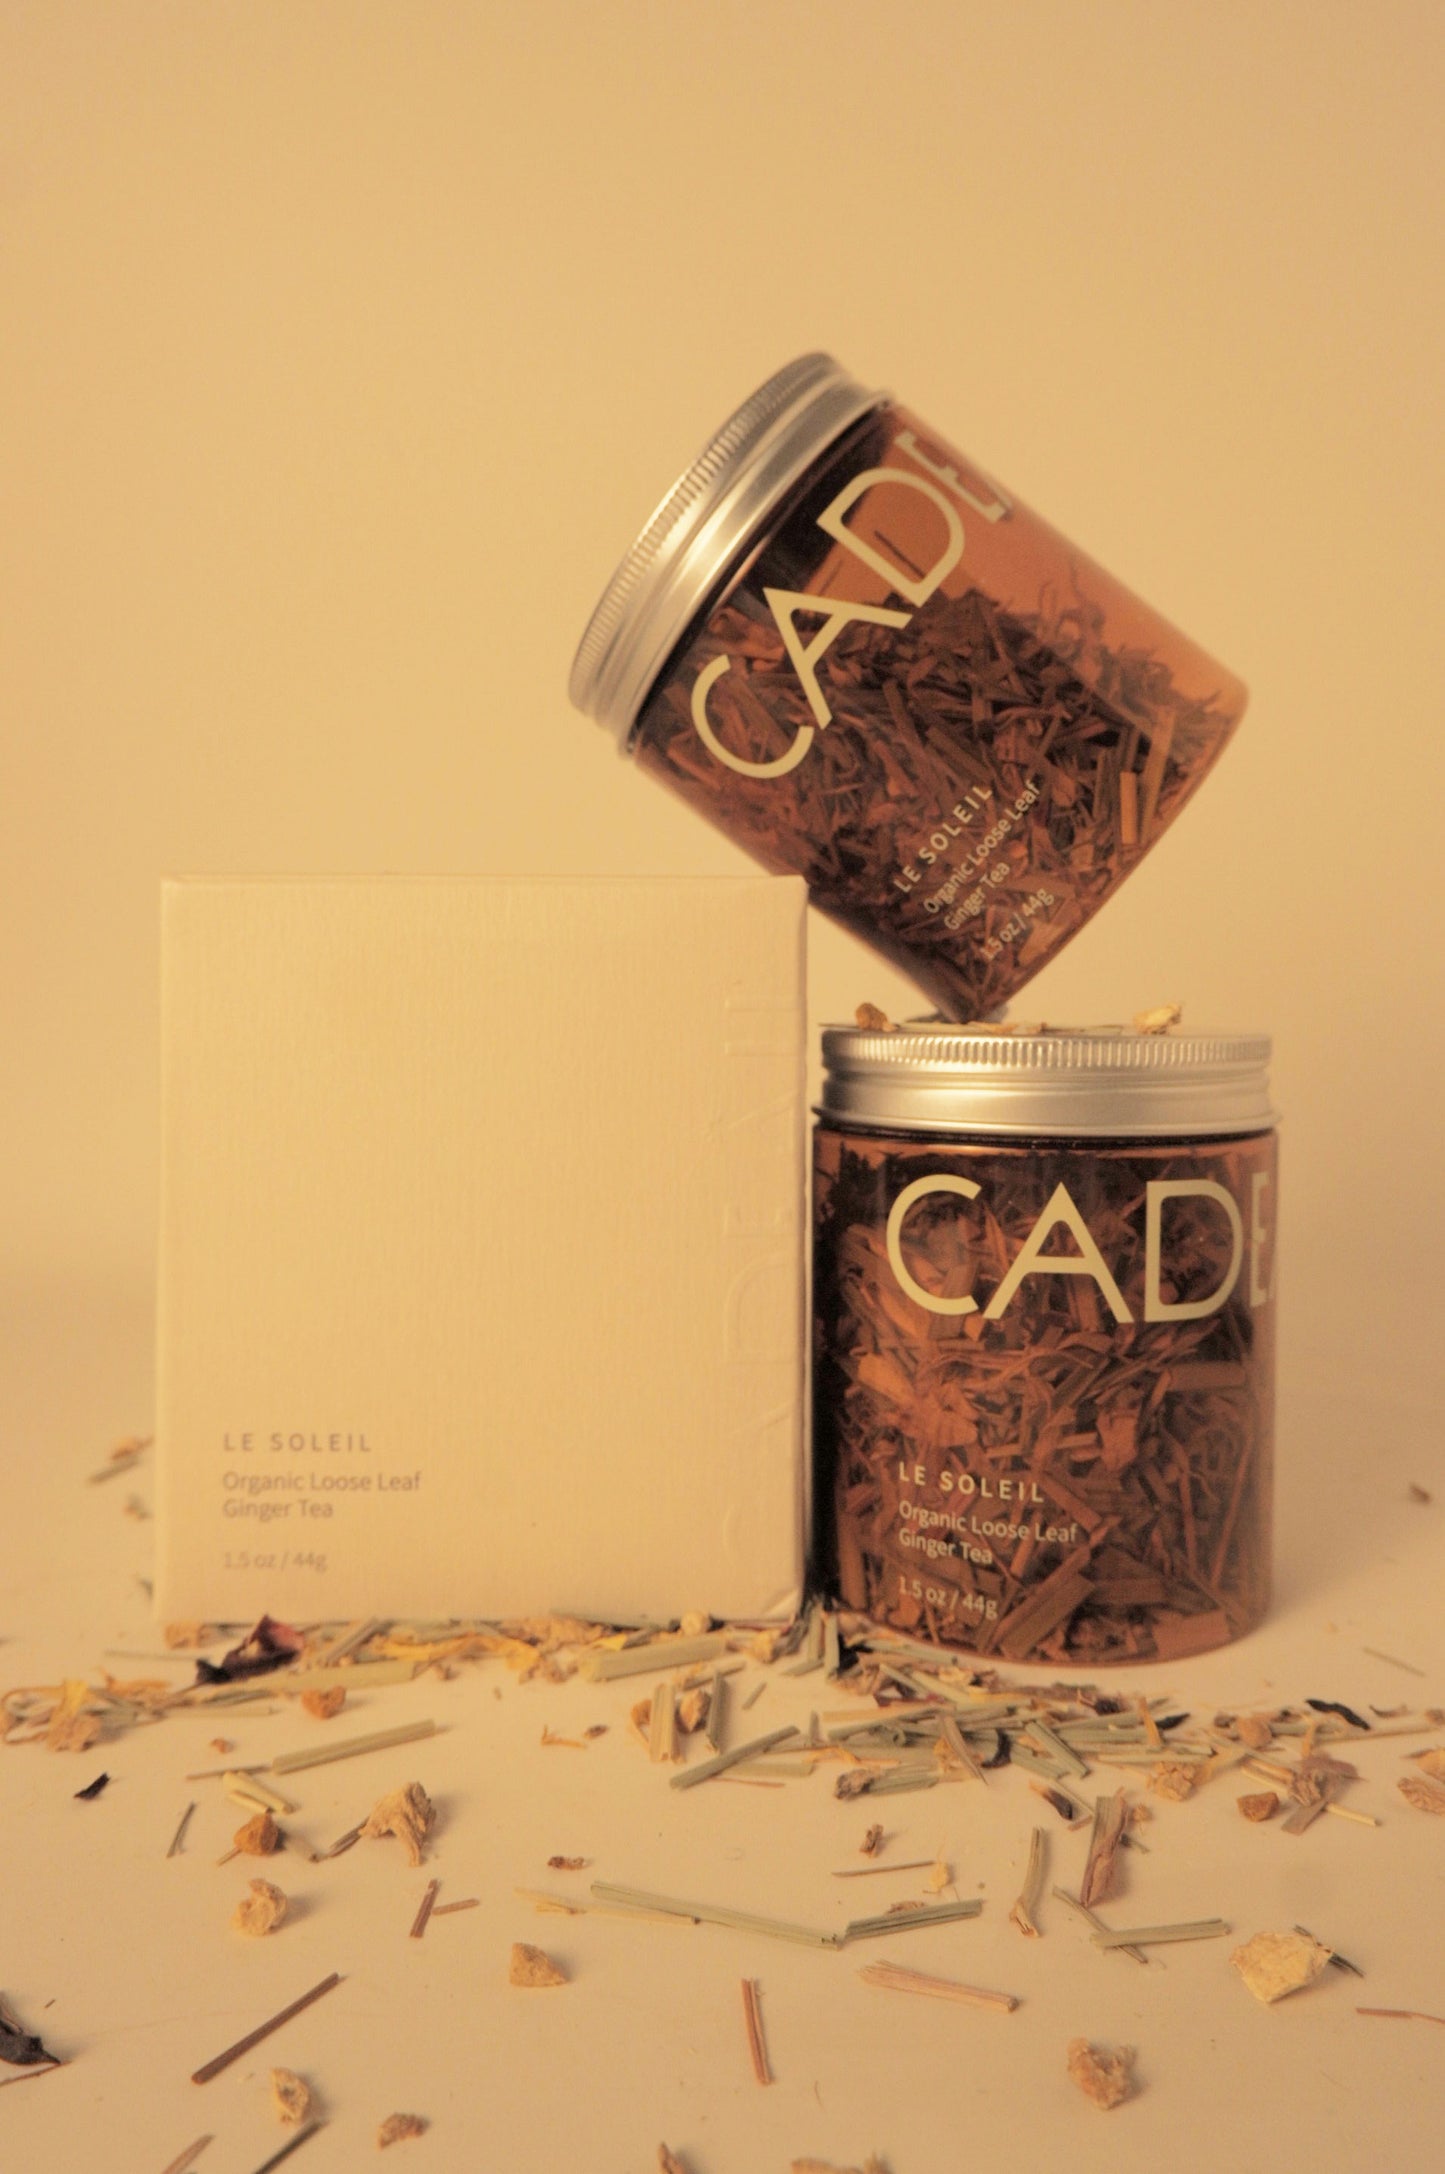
[1051,1886,1147,1965]
[158,2137,214,2174]
[860,1823,884,1856]
[377,2112,427,2147]
[1230,1930,1332,2004]
[1009,1827,1047,1937]
[1080,1791,1128,1909]
[1306,1698,1371,1732]
[87,1434,151,1484]
[1067,2038,1135,2110]
[547,1856,589,1871]
[658,2150,691,2174]
[430,1898,480,1917]
[0,1994,58,2068]
[232,1880,288,1937]
[269,2069,313,2125]
[74,1771,109,1800]
[168,1802,197,1858]
[361,1782,435,1867]
[300,1688,346,1721]
[245,2124,324,2174]
[1091,1918,1229,1949]
[509,1942,566,1988]
[409,1879,440,1939]
[1398,1772,1445,1815]
[197,1616,303,1687]
[272,1720,438,1777]
[1408,1483,1433,1505]
[859,1961,1018,2012]
[192,1973,343,2084]
[1237,1791,1280,1822]
[1358,2007,1445,2026]
[741,1976,772,2085]
[208,1738,234,1755]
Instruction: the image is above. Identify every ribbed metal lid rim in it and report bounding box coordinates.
[819,1023,1275,1138]
[568,353,882,740]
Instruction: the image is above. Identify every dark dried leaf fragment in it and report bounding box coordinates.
[74,1771,109,1800]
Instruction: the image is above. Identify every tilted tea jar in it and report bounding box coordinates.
[813,1023,1276,1664]
[570,354,1247,1020]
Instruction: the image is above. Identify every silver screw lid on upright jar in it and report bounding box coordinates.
[569,353,882,744]
[819,1022,1275,1139]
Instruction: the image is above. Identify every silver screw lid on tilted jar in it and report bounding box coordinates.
[569,353,881,744]
[818,1022,1276,1139]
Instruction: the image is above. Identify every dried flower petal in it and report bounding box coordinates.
[377,2112,427,2147]
[1237,1791,1280,1822]
[1230,1929,1332,2004]
[1067,2038,1135,2109]
[1415,1747,1445,1780]
[232,1879,288,1937]
[269,2068,312,2124]
[234,1810,281,1856]
[509,1941,566,1987]
[361,1782,434,1867]
[302,1687,346,1720]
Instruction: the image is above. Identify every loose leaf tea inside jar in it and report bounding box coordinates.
[573,356,1246,1020]
[813,1024,1276,1665]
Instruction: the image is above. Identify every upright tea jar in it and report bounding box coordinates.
[814,1023,1276,1664]
[571,355,1247,1021]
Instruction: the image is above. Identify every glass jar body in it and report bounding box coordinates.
[813,1120,1276,1665]
[632,402,1246,1020]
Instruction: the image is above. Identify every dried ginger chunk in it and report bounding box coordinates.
[1399,1772,1445,1814]
[1066,2037,1135,2109]
[1230,1929,1331,2004]
[1234,1714,1274,1749]
[234,1809,281,1855]
[676,1686,710,1734]
[678,1611,712,1637]
[1148,1760,1200,1801]
[362,1781,434,1867]
[509,1940,566,1987]
[377,2112,427,2147]
[270,2068,312,2124]
[232,1879,288,1936]
[1237,1790,1280,1822]
[1133,1002,1182,1034]
[855,1001,893,1031]
[302,1686,346,1720]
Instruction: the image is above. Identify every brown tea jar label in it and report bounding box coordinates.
[813,1126,1276,1665]
[633,405,1246,1020]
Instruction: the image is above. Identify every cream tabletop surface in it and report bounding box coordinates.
[3,1279,1443,2174]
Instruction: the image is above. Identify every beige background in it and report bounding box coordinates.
[1,8,1443,2169]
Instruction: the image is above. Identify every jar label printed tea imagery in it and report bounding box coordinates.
[813,1130,1276,1665]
